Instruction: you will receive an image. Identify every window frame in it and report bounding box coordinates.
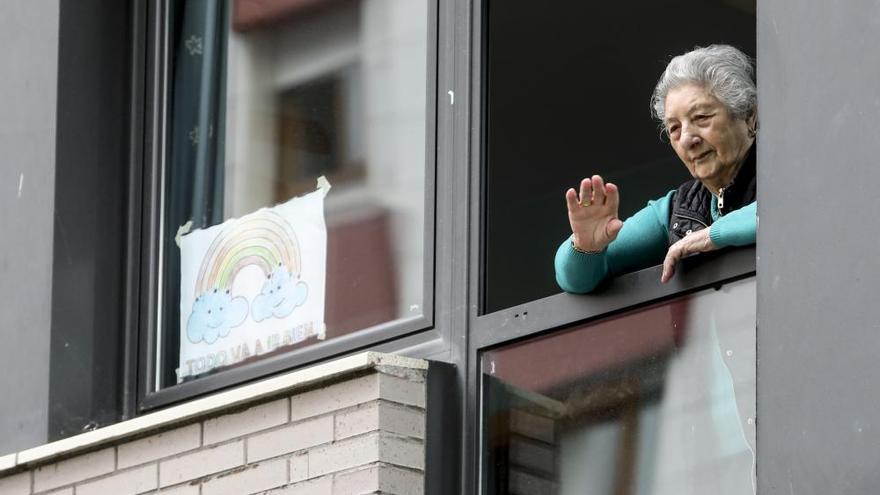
[460,0,759,492]
[135,0,441,411]
[78,0,756,487]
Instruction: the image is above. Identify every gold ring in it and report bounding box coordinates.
[579,199,592,207]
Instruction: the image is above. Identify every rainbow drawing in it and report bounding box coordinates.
[184,209,310,345]
[194,210,301,296]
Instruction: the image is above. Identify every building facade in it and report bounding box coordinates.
[2,0,880,493]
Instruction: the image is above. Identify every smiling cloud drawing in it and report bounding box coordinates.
[251,266,309,322]
[186,289,249,344]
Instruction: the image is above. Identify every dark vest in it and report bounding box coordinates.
[667,146,757,245]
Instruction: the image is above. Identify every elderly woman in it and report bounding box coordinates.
[556,44,758,293]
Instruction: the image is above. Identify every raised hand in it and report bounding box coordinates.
[565,175,624,253]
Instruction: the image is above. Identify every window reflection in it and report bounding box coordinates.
[159,0,427,387]
[482,278,756,495]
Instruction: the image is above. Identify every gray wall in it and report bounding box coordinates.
[0,1,59,454]
[758,0,880,492]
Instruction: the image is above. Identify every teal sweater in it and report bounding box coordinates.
[554,191,757,293]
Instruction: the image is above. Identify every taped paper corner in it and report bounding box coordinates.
[316,175,332,197]
[175,220,193,248]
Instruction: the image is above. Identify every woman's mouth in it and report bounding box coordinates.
[692,150,713,162]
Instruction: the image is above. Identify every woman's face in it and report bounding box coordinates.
[664,84,754,189]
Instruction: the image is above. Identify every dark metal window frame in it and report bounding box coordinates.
[459,1,758,492]
[133,0,442,410]
[112,0,754,491]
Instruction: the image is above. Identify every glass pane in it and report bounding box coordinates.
[482,278,756,495]
[157,0,428,388]
[482,0,756,312]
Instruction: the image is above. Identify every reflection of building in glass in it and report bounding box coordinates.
[225,0,426,338]
[485,279,756,495]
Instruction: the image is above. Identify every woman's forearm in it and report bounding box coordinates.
[555,191,673,293]
[554,240,610,294]
[709,201,757,247]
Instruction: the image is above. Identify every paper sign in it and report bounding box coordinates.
[177,187,327,382]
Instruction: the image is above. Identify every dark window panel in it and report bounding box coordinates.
[482,0,756,312]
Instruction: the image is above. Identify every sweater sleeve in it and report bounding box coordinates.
[708,201,757,247]
[555,190,674,293]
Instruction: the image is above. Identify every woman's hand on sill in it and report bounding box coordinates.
[661,228,719,283]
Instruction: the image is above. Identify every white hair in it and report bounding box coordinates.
[651,44,757,124]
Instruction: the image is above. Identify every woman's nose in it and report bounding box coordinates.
[680,130,702,148]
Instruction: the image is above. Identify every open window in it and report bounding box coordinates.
[471,0,757,492]
[480,0,756,313]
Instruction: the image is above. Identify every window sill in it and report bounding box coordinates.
[0,351,427,475]
[474,245,756,349]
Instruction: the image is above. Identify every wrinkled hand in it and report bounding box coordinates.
[661,228,719,283]
[565,175,624,252]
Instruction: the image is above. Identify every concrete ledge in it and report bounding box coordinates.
[1,352,427,475]
[0,454,15,471]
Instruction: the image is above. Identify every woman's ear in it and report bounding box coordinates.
[746,111,758,138]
